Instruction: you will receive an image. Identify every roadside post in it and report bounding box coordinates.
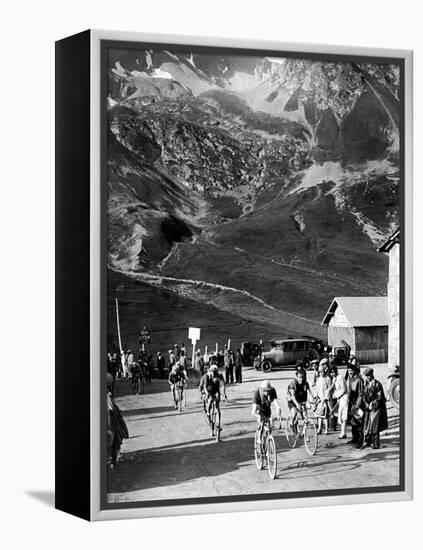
[188,327,201,406]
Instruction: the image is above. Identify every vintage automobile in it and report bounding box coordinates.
[319,345,351,366]
[241,341,263,366]
[258,338,319,372]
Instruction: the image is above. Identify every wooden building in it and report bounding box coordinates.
[322,296,388,364]
[378,229,400,367]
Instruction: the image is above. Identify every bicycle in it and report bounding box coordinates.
[254,418,277,479]
[209,395,222,442]
[285,402,318,456]
[130,372,145,395]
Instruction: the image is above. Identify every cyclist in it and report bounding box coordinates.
[168,362,187,408]
[130,361,143,394]
[199,365,227,433]
[251,380,282,436]
[287,368,315,431]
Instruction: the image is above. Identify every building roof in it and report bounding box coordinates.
[378,228,400,253]
[322,296,388,327]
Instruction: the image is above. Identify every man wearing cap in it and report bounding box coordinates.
[310,359,320,387]
[346,363,365,448]
[362,367,388,449]
[287,368,315,430]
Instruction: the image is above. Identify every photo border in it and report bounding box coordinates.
[89,30,413,520]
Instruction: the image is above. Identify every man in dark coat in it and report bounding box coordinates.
[224,347,234,384]
[347,363,365,448]
[362,367,389,449]
[156,351,166,378]
[234,348,243,383]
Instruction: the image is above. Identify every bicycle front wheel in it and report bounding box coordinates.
[254,431,264,470]
[266,435,277,479]
[304,419,318,456]
[285,417,297,448]
[214,411,220,442]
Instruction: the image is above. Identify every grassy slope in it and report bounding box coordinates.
[161,182,388,324]
[107,270,321,357]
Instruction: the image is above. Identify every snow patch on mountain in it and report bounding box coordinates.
[350,211,390,246]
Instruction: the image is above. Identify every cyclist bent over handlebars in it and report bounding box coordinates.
[251,380,282,438]
[199,365,227,430]
[287,368,315,429]
[168,363,186,408]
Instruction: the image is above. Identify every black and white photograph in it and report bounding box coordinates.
[104,42,404,507]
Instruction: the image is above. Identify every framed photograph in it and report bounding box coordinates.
[55,29,413,521]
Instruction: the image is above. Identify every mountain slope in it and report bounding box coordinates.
[105,47,400,346]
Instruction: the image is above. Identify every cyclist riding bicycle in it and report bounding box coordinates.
[130,361,142,380]
[168,363,187,408]
[199,365,227,430]
[251,380,282,433]
[287,368,315,430]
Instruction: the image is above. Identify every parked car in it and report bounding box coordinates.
[241,341,263,366]
[258,338,319,372]
[318,345,350,367]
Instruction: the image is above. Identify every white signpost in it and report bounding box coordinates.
[188,327,201,343]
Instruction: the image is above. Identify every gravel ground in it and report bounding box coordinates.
[108,363,400,504]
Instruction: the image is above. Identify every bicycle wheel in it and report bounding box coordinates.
[254,430,264,470]
[139,377,145,395]
[266,435,277,479]
[210,404,215,437]
[304,419,318,456]
[389,378,400,410]
[178,388,183,412]
[214,410,220,442]
[136,378,142,395]
[285,417,298,448]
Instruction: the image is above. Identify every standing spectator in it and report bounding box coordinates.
[126,349,134,375]
[168,349,176,371]
[107,354,117,395]
[347,362,365,448]
[309,359,320,388]
[121,349,129,378]
[224,347,234,384]
[174,344,181,362]
[110,353,118,379]
[179,350,188,379]
[315,363,331,435]
[115,351,122,378]
[362,367,388,449]
[330,365,348,439]
[144,354,153,384]
[156,351,166,379]
[234,348,243,383]
[194,350,205,379]
[218,350,224,369]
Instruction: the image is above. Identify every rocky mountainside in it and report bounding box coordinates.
[106,47,400,348]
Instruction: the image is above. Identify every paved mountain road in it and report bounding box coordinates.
[108,365,399,504]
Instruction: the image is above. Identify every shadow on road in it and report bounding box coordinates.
[278,447,399,480]
[109,433,289,494]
